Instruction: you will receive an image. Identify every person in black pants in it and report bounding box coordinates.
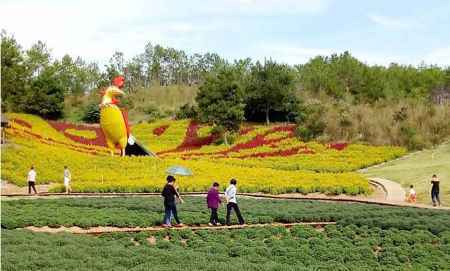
[27,166,37,194]
[161,175,184,227]
[225,179,245,225]
[431,174,441,206]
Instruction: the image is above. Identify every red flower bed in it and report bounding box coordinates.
[329,143,348,151]
[48,121,107,147]
[153,125,169,136]
[239,126,254,135]
[158,121,221,154]
[237,146,314,159]
[7,127,110,156]
[160,124,297,157]
[11,118,32,129]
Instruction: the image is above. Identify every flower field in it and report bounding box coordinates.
[1,114,407,194]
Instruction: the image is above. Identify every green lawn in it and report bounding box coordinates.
[364,141,450,206]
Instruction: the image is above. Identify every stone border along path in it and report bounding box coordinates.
[24,222,337,235]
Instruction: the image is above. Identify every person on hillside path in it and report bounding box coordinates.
[431,174,441,206]
[225,179,245,226]
[161,175,184,228]
[64,166,72,194]
[27,166,37,194]
[206,182,222,226]
[407,185,416,203]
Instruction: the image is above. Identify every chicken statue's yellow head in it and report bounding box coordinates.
[101,86,124,106]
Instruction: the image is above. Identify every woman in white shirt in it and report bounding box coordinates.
[225,179,245,226]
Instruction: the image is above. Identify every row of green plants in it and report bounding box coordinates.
[2,223,449,270]
[2,197,449,234]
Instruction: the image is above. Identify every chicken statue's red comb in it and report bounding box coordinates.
[112,76,125,87]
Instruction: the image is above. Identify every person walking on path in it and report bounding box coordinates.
[161,175,184,228]
[206,182,222,226]
[63,166,72,194]
[27,166,37,194]
[225,179,245,226]
[431,174,441,206]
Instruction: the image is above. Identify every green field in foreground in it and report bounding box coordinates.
[2,197,450,270]
[364,141,450,206]
[1,197,450,271]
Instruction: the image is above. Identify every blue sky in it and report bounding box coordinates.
[1,0,449,66]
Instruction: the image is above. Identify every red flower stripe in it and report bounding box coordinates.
[153,125,169,136]
[237,146,314,159]
[11,118,32,129]
[48,121,107,147]
[329,143,348,151]
[7,127,111,156]
[239,126,254,135]
[158,121,221,155]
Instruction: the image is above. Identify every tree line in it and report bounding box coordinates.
[2,29,450,123]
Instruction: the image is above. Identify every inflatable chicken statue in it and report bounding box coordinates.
[100,76,153,157]
[100,76,128,156]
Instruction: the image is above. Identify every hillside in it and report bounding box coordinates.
[2,114,406,195]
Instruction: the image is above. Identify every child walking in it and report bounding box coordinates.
[206,182,222,226]
[407,185,416,203]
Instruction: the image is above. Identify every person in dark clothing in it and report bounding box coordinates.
[225,179,245,226]
[431,174,441,207]
[161,175,184,227]
[206,182,222,226]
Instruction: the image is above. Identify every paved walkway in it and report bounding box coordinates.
[368,177,406,202]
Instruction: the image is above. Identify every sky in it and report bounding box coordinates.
[1,0,450,67]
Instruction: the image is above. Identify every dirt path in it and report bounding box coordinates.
[24,221,336,235]
[1,181,51,194]
[2,180,448,210]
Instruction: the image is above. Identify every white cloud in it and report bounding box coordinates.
[255,43,412,66]
[423,47,450,66]
[368,14,418,29]
[210,0,330,15]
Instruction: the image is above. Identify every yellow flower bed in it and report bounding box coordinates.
[2,136,370,195]
[131,119,189,152]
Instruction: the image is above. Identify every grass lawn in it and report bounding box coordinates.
[364,141,450,206]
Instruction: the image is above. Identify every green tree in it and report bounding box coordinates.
[1,30,27,111]
[246,60,297,125]
[20,67,65,119]
[196,66,245,144]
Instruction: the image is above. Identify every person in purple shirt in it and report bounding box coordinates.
[206,182,222,226]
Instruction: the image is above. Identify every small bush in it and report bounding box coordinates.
[175,103,198,120]
[81,102,100,123]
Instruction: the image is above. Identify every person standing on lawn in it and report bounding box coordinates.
[431,174,441,206]
[225,179,245,226]
[27,166,37,194]
[206,182,222,226]
[63,166,72,194]
[161,175,184,228]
